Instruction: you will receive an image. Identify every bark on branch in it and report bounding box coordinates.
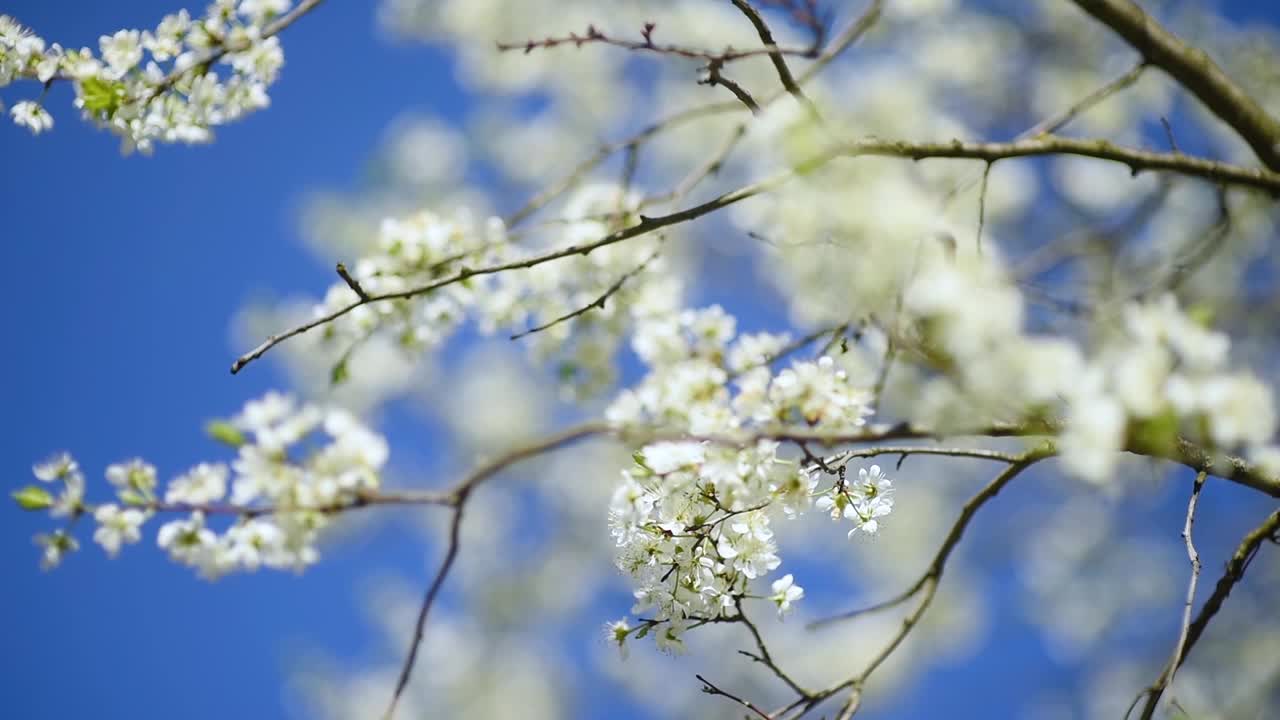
[1070,0,1280,170]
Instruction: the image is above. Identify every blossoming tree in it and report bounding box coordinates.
[7,0,1280,718]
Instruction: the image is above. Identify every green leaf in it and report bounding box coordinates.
[634,624,650,640]
[12,485,54,511]
[78,76,127,119]
[205,420,246,448]
[330,357,350,387]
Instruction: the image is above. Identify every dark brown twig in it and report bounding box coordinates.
[730,0,818,113]
[335,262,369,301]
[380,423,607,720]
[497,22,815,64]
[382,496,466,720]
[697,674,772,720]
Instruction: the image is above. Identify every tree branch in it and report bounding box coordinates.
[380,422,608,719]
[697,673,772,720]
[836,136,1280,193]
[816,451,1052,718]
[505,0,881,228]
[230,167,799,374]
[235,130,1280,375]
[1132,505,1280,719]
[810,448,1052,629]
[733,597,813,699]
[730,0,817,113]
[1069,0,1280,170]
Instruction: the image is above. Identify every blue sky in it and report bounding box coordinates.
[2,2,1278,719]
[1,2,462,718]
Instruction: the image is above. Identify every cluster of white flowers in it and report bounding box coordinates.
[1,1,291,153]
[1061,295,1278,481]
[314,210,507,351]
[14,392,389,578]
[893,245,1277,483]
[608,306,874,436]
[313,185,672,397]
[603,303,895,652]
[815,464,895,537]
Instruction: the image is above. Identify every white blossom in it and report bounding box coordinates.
[33,452,78,482]
[165,463,229,505]
[34,530,78,570]
[10,100,52,133]
[92,504,148,556]
[157,511,217,566]
[99,29,142,76]
[105,459,157,495]
[770,574,804,618]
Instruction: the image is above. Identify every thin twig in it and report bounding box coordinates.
[733,597,813,698]
[702,59,762,114]
[380,423,608,720]
[497,22,815,64]
[382,496,466,720]
[504,0,882,227]
[1134,471,1206,720]
[1025,60,1148,138]
[730,0,818,114]
[642,123,749,208]
[505,102,739,227]
[726,323,846,381]
[697,674,773,720]
[334,262,369,301]
[510,245,664,340]
[975,162,992,253]
[830,445,1026,467]
[1133,505,1280,719]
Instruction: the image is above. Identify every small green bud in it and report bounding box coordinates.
[12,485,55,511]
[206,420,246,448]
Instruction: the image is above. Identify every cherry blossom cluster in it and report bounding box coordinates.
[14,392,389,578]
[313,185,671,396]
[314,209,508,350]
[1061,294,1277,481]
[895,246,1277,483]
[604,304,892,652]
[608,440,806,653]
[1,1,291,153]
